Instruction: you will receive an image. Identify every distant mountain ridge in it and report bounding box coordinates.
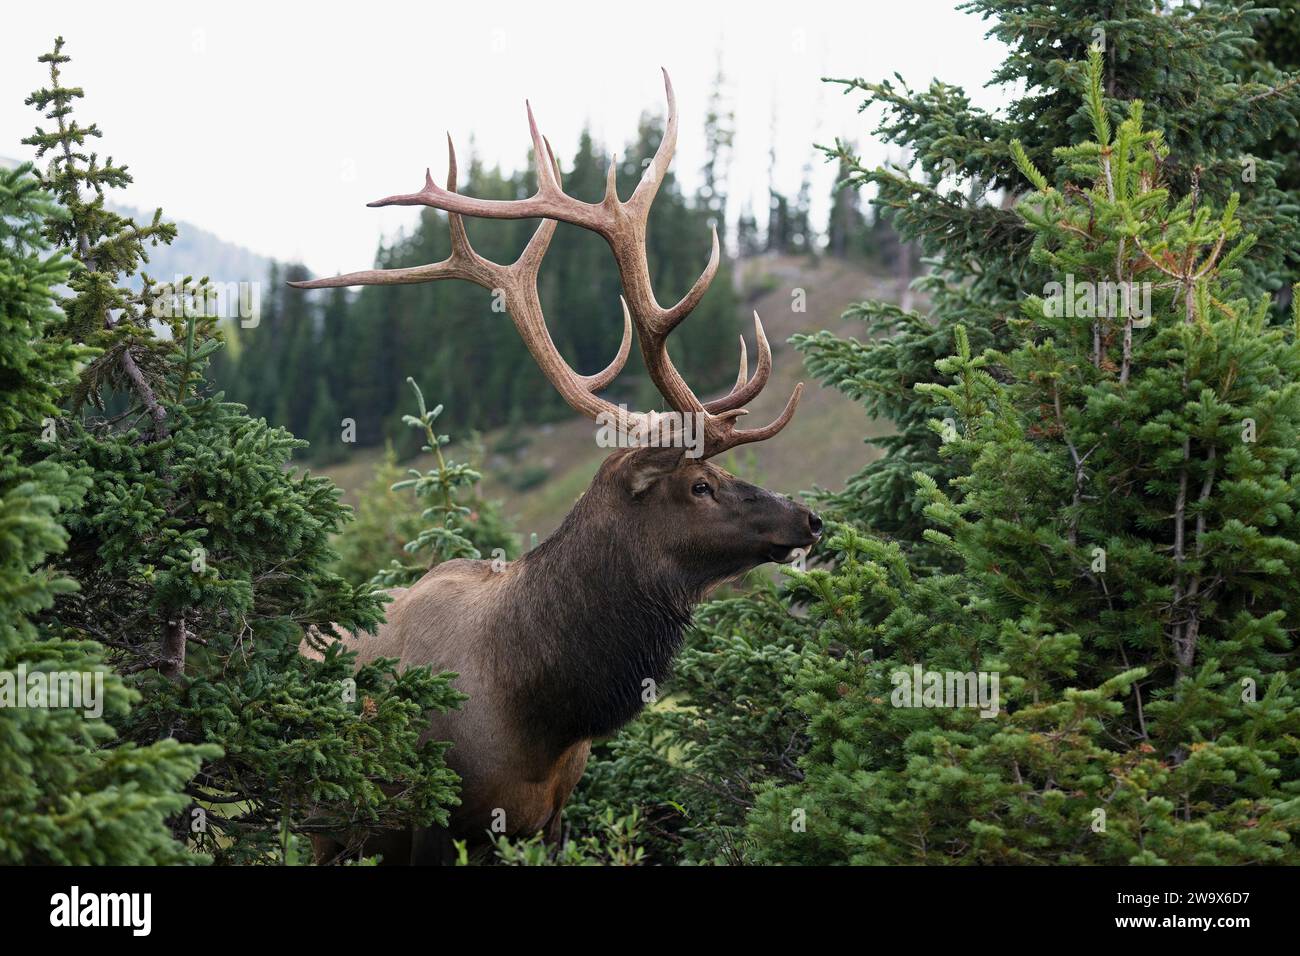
[1,155,277,287]
[110,201,276,290]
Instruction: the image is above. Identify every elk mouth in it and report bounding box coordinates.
[767,543,813,564]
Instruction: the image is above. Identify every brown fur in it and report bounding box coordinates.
[304,446,820,863]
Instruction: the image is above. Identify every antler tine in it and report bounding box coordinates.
[286,261,473,290]
[363,74,716,328]
[514,137,564,279]
[654,226,720,335]
[587,298,634,393]
[444,135,477,262]
[366,103,607,232]
[292,139,492,292]
[289,139,632,413]
[601,71,716,340]
[509,73,793,453]
[604,152,620,206]
[357,76,720,408]
[626,68,678,216]
[731,335,749,392]
[706,382,804,455]
[704,312,774,413]
[527,102,563,194]
[302,73,801,460]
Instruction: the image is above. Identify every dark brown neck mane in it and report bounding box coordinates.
[494,481,707,750]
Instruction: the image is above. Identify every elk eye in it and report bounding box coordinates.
[692,481,711,497]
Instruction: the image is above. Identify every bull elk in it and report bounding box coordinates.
[292,72,820,864]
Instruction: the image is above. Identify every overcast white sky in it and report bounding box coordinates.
[2,0,1011,275]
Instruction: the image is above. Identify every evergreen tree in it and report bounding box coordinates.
[305,379,346,465]
[1244,0,1300,300]
[23,39,462,863]
[826,148,869,259]
[470,808,647,866]
[736,200,763,258]
[331,446,428,587]
[797,0,1300,563]
[700,59,735,237]
[342,385,517,591]
[272,264,322,439]
[0,162,216,864]
[747,54,1300,865]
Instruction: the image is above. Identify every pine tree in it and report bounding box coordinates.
[746,54,1300,864]
[0,162,217,864]
[23,39,462,863]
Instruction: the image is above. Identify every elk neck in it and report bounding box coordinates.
[491,477,704,750]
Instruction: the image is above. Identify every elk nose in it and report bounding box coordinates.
[808,511,823,536]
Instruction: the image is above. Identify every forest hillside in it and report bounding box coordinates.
[317,253,900,536]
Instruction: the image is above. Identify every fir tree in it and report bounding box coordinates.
[0,162,217,864]
[1244,0,1300,251]
[23,39,463,863]
[331,446,429,587]
[798,0,1300,561]
[747,55,1300,864]
[573,30,1300,867]
[23,38,179,437]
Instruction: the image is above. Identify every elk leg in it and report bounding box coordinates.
[543,811,566,846]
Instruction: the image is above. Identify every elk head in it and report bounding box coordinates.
[598,445,822,588]
[290,71,819,589]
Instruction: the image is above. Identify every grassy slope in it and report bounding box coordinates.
[315,254,902,539]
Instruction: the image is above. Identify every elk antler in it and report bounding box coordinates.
[292,72,801,459]
[290,141,634,424]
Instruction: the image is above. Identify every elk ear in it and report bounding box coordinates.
[621,446,685,497]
